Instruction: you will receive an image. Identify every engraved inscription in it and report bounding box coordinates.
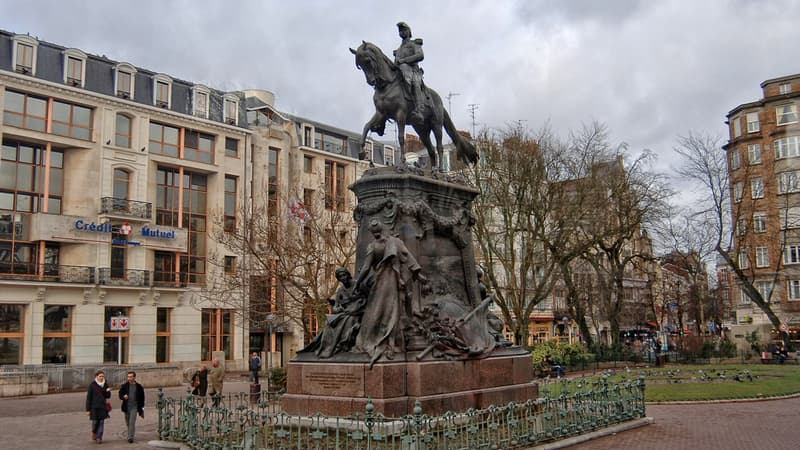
[303,368,364,396]
[308,372,359,390]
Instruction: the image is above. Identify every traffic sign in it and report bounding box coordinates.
[110,316,130,331]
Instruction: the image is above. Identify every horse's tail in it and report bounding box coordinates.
[443,109,478,166]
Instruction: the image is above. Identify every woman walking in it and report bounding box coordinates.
[85,369,111,444]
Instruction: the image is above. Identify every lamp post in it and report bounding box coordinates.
[266,313,274,392]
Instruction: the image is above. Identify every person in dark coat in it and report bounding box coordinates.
[85,369,111,444]
[118,371,145,443]
[191,364,209,402]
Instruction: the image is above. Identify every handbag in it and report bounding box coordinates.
[105,401,112,413]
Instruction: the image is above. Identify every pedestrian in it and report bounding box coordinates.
[191,364,209,403]
[208,358,225,407]
[249,352,262,385]
[118,371,145,443]
[778,343,789,364]
[85,369,111,444]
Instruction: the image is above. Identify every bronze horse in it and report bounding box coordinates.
[350,41,478,171]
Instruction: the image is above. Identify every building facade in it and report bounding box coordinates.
[724,73,800,347]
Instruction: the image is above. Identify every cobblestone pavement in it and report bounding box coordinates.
[1,376,799,450]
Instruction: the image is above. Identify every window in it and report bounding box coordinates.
[225,137,239,158]
[776,104,798,126]
[740,288,751,304]
[789,280,800,301]
[267,148,279,217]
[103,306,130,364]
[43,305,71,364]
[114,113,132,148]
[156,167,180,226]
[156,308,171,363]
[153,251,177,286]
[52,100,92,140]
[303,125,314,147]
[730,150,740,169]
[201,309,232,361]
[756,281,774,303]
[224,94,238,125]
[738,250,749,269]
[753,212,767,233]
[748,144,761,164]
[181,171,208,285]
[780,83,792,95]
[12,35,37,75]
[315,129,347,154]
[153,74,172,108]
[733,181,744,202]
[778,171,800,194]
[148,122,179,158]
[303,155,314,173]
[384,145,395,166]
[755,247,769,268]
[0,304,24,364]
[110,229,127,280]
[364,140,374,161]
[746,112,760,133]
[62,49,86,87]
[183,129,215,164]
[774,136,800,159]
[784,243,800,265]
[1,140,64,217]
[780,207,800,229]
[114,63,136,99]
[224,256,236,274]
[224,176,236,232]
[324,160,346,210]
[732,115,742,137]
[192,85,210,118]
[3,90,46,132]
[736,218,747,236]
[112,168,129,213]
[751,178,764,199]
[303,188,315,209]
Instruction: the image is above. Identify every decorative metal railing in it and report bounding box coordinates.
[100,197,152,220]
[0,264,95,284]
[157,376,646,449]
[97,268,151,287]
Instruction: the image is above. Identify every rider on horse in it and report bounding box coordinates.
[393,22,426,122]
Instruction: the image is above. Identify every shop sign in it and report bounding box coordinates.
[141,226,176,239]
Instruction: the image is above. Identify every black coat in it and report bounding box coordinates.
[191,369,208,396]
[85,381,111,420]
[118,381,145,415]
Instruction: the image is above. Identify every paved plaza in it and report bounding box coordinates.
[0,375,798,450]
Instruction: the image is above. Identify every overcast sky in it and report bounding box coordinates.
[3,0,800,204]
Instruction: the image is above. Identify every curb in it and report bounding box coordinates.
[646,391,800,405]
[148,440,190,449]
[531,417,654,449]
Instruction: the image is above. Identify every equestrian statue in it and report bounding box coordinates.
[350,22,478,172]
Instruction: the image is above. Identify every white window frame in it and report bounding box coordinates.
[192,85,211,119]
[730,150,740,169]
[302,124,315,147]
[114,63,137,99]
[62,48,87,87]
[789,280,800,301]
[746,112,760,133]
[12,34,38,75]
[384,145,395,166]
[751,178,764,199]
[732,115,742,138]
[780,207,800,229]
[223,94,239,125]
[784,243,800,265]
[756,281,774,302]
[364,140,374,161]
[753,212,767,233]
[776,104,798,126]
[748,144,762,164]
[737,218,747,236]
[738,250,749,269]
[740,288,751,305]
[774,136,800,159]
[780,83,792,95]
[734,181,744,203]
[755,246,769,268]
[778,171,800,194]
[153,73,172,108]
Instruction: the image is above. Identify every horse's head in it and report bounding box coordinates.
[350,41,395,88]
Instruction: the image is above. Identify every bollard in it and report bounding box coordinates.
[249,383,261,404]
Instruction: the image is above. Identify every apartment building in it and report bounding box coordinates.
[724,73,800,346]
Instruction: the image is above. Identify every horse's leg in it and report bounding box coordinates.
[360,112,385,160]
[432,123,445,172]
[397,120,406,166]
[418,131,437,172]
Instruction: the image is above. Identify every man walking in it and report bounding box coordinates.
[208,358,225,407]
[249,352,262,385]
[119,371,145,443]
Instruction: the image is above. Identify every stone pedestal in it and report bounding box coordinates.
[283,348,536,416]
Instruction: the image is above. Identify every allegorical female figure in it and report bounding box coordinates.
[354,219,424,366]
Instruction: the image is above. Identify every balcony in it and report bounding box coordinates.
[97,268,151,287]
[0,263,95,284]
[99,197,152,221]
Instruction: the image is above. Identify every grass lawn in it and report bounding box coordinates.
[539,364,800,402]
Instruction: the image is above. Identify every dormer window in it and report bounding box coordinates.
[780,83,792,95]
[223,94,239,125]
[62,48,87,87]
[384,145,395,166]
[12,34,38,75]
[302,124,315,147]
[114,63,137,99]
[192,85,210,119]
[153,74,172,108]
[364,140,374,161]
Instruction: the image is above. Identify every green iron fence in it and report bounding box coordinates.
[157,376,646,449]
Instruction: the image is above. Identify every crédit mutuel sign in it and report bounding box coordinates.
[74,220,176,245]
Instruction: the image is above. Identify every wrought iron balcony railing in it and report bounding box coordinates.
[0,264,95,284]
[99,197,153,220]
[97,268,152,287]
